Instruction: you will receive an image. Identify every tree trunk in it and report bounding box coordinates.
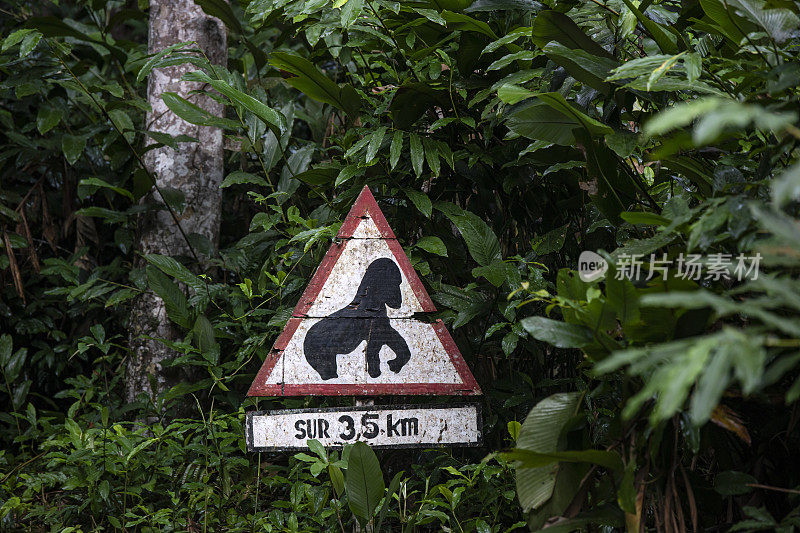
[126,0,227,403]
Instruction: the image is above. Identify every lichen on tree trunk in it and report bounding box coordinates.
[126,0,227,403]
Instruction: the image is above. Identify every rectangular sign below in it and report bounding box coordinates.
[246,404,482,451]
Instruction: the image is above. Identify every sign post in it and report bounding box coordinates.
[246,186,481,450]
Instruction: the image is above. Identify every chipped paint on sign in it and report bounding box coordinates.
[246,404,482,450]
[304,235,422,318]
[247,186,481,397]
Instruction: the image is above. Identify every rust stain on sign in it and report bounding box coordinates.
[247,186,481,397]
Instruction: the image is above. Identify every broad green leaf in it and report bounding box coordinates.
[503,448,623,472]
[441,10,498,38]
[605,271,640,325]
[340,0,364,27]
[270,51,361,116]
[714,471,756,496]
[438,206,501,266]
[366,126,386,163]
[19,31,42,58]
[521,316,594,348]
[415,236,447,256]
[78,178,134,201]
[618,0,679,54]
[375,471,404,532]
[183,71,287,134]
[505,102,578,145]
[346,442,385,524]
[409,133,424,176]
[62,134,86,165]
[404,188,432,217]
[515,392,581,512]
[535,93,613,137]
[136,42,199,83]
[146,265,191,328]
[389,131,403,169]
[162,92,239,129]
[220,171,269,188]
[772,162,800,208]
[192,314,219,364]
[532,11,614,59]
[487,51,537,71]
[472,259,514,286]
[37,105,63,134]
[644,98,726,137]
[144,254,205,293]
[497,84,535,105]
[542,43,618,93]
[2,29,35,51]
[422,138,440,177]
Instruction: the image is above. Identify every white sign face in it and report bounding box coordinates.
[246,404,482,450]
[248,186,481,397]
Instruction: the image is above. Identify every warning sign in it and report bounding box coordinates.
[247,186,481,396]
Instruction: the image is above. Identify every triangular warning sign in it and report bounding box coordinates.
[248,186,481,396]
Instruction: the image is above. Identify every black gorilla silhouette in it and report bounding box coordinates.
[304,258,412,380]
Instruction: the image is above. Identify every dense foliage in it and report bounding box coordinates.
[2,0,800,530]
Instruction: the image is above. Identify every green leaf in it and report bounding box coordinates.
[19,31,42,57]
[146,265,191,328]
[505,103,579,145]
[422,138,440,177]
[497,84,535,105]
[194,0,244,33]
[644,98,726,138]
[503,448,623,472]
[618,0,679,53]
[409,133,424,177]
[62,134,86,165]
[515,392,581,512]
[772,162,800,208]
[605,271,640,326]
[366,126,386,163]
[375,471,404,532]
[415,236,447,256]
[220,171,269,188]
[715,471,756,496]
[389,131,403,169]
[269,51,361,116]
[2,29,35,51]
[0,334,12,367]
[438,205,501,266]
[532,11,613,59]
[441,10,498,38]
[162,92,239,129]
[340,0,364,27]
[136,42,199,83]
[404,188,432,217]
[542,43,618,94]
[521,316,594,348]
[487,51,537,71]
[535,92,613,137]
[346,442,385,524]
[472,259,513,286]
[192,314,219,364]
[531,224,568,255]
[183,71,287,135]
[78,178,134,201]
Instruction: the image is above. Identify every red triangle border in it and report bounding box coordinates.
[247,186,481,397]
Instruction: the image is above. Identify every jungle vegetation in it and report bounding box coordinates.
[2,0,800,530]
